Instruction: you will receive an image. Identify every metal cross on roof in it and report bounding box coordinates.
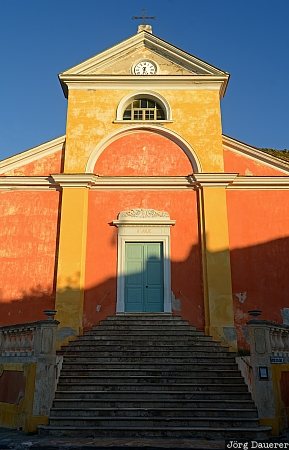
[132,8,156,24]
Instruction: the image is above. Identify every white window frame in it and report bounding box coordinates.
[115,91,172,122]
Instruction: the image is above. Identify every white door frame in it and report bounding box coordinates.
[113,209,175,313]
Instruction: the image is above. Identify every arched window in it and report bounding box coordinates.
[123,98,166,121]
[116,92,171,122]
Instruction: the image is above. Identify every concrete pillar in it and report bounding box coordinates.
[195,174,237,350]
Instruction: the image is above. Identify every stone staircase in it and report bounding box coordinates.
[39,314,271,440]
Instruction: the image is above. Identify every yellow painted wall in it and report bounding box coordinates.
[199,186,236,349]
[55,187,88,343]
[64,89,224,173]
[270,364,289,435]
[0,363,47,432]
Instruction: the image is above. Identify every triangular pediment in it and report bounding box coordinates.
[60,31,228,77]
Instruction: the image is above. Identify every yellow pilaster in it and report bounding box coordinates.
[196,174,237,350]
[54,184,89,345]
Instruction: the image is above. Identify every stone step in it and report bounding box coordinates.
[75,336,218,345]
[41,313,266,440]
[54,390,251,401]
[58,375,245,384]
[38,425,271,439]
[59,368,242,378]
[50,406,258,418]
[109,313,175,317]
[61,356,236,364]
[48,416,260,428]
[91,324,196,331]
[65,341,226,349]
[102,315,187,328]
[56,382,248,393]
[104,314,179,319]
[97,320,190,327]
[61,362,239,370]
[85,330,206,336]
[59,350,233,358]
[52,398,256,409]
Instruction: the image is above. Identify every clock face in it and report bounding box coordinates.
[134,60,157,75]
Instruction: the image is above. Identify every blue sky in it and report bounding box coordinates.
[0,0,288,160]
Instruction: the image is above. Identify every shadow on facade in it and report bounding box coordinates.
[1,235,289,349]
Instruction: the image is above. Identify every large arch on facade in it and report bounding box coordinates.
[85,125,202,174]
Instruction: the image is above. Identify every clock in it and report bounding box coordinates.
[133,60,157,75]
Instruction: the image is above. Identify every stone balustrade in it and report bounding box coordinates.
[248,319,289,363]
[246,319,289,434]
[0,319,59,358]
[0,317,62,427]
[269,323,289,360]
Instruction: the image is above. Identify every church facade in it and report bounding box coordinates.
[1,25,289,352]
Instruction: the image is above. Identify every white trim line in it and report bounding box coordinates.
[0,176,58,191]
[2,173,289,191]
[0,136,65,175]
[62,78,225,94]
[91,176,193,190]
[229,176,289,190]
[85,125,202,174]
[113,120,173,124]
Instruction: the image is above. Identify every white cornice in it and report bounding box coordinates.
[91,176,193,190]
[222,135,289,175]
[0,136,65,175]
[193,173,238,187]
[60,75,227,97]
[51,174,97,188]
[229,176,289,190]
[51,174,193,190]
[0,176,57,191]
[2,174,289,192]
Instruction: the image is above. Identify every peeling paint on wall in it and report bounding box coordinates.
[0,191,60,325]
[234,292,247,303]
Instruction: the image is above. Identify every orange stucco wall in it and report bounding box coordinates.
[0,191,60,325]
[2,149,64,176]
[94,131,193,176]
[227,190,289,347]
[224,148,285,176]
[84,190,203,330]
[85,132,202,328]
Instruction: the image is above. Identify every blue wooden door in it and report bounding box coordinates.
[124,242,164,312]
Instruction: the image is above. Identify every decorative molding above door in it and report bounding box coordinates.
[113,209,175,313]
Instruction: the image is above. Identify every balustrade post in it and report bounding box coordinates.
[247,320,276,425]
[0,318,61,430]
[32,319,60,416]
